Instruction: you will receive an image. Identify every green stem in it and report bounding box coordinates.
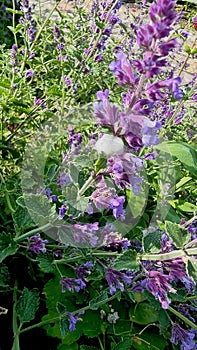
[78,174,95,198]
[12,0,17,46]
[168,306,197,330]
[141,247,197,261]
[14,223,52,242]
[11,282,20,350]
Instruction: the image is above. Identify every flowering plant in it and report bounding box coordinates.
[0,0,197,349]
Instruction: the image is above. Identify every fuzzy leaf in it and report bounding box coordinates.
[165,221,190,248]
[0,233,18,263]
[16,287,40,324]
[113,250,139,272]
[129,302,159,325]
[142,231,162,253]
[113,338,132,350]
[36,253,55,273]
[186,258,197,283]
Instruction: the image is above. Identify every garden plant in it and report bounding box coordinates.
[0,0,197,349]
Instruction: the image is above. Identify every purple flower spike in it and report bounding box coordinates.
[171,323,196,350]
[106,268,132,295]
[59,205,67,219]
[25,69,34,78]
[65,311,85,331]
[60,276,86,293]
[76,261,93,279]
[109,51,138,88]
[29,234,48,254]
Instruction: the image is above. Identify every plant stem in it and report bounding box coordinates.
[14,223,53,242]
[141,247,197,261]
[177,38,197,77]
[168,306,197,330]
[11,282,20,350]
[12,0,17,46]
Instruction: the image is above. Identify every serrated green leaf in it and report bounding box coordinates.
[156,142,197,176]
[16,287,40,324]
[142,231,162,253]
[183,43,191,54]
[113,250,139,272]
[89,291,108,310]
[36,253,55,273]
[0,264,10,287]
[113,338,132,350]
[186,258,197,283]
[165,221,190,248]
[129,302,159,325]
[13,205,35,234]
[0,233,18,263]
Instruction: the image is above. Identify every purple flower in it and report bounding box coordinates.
[107,152,144,194]
[110,196,125,220]
[144,270,176,309]
[60,276,86,293]
[57,173,71,187]
[71,222,99,247]
[76,261,93,279]
[25,69,34,78]
[96,89,109,101]
[29,234,48,254]
[59,205,67,219]
[53,24,60,41]
[28,27,36,42]
[10,44,18,67]
[171,323,196,350]
[90,177,125,219]
[109,51,138,87]
[102,231,131,250]
[64,76,73,88]
[65,311,85,331]
[106,268,132,295]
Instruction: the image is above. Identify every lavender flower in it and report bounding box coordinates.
[59,205,67,219]
[71,222,99,247]
[60,276,86,293]
[25,69,34,78]
[102,231,131,250]
[57,173,71,187]
[76,261,93,279]
[29,234,48,254]
[144,270,176,309]
[90,177,125,219]
[106,267,132,295]
[107,152,144,194]
[65,311,85,331]
[171,323,196,350]
[10,44,18,67]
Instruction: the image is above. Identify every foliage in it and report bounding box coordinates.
[0,0,197,349]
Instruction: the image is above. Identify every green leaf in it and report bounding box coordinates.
[113,250,139,272]
[183,43,191,54]
[191,48,197,55]
[89,291,109,310]
[0,264,10,287]
[113,338,132,350]
[58,343,78,350]
[129,302,159,325]
[69,163,79,183]
[132,331,168,350]
[177,202,197,213]
[36,253,55,273]
[0,233,18,263]
[156,142,197,177]
[165,221,190,248]
[16,287,40,324]
[80,346,98,350]
[59,318,69,337]
[186,258,197,283]
[126,186,147,219]
[142,231,162,253]
[82,310,103,338]
[12,205,35,234]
